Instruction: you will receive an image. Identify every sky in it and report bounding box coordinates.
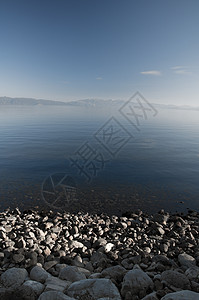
[0,0,199,105]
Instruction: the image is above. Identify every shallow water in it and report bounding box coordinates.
[0,104,199,214]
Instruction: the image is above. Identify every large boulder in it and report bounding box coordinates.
[1,267,28,288]
[161,290,199,300]
[0,282,43,300]
[0,287,21,300]
[185,266,199,280]
[178,253,196,268]
[38,291,75,300]
[161,270,190,289]
[45,276,71,292]
[121,266,154,297]
[142,292,159,300]
[30,266,50,283]
[67,278,121,299]
[59,266,86,282]
[152,255,172,266]
[22,280,44,296]
[101,265,127,282]
[15,281,44,300]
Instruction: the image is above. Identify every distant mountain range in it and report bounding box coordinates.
[0,97,68,106]
[0,97,123,107]
[0,96,199,111]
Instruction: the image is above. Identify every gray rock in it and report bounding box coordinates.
[59,266,86,282]
[23,280,44,295]
[101,265,127,282]
[153,213,169,224]
[178,253,196,268]
[142,291,159,300]
[161,290,199,300]
[0,286,30,300]
[1,267,28,288]
[0,287,13,300]
[161,270,190,289]
[121,258,133,269]
[72,255,84,268]
[67,278,121,299]
[91,251,107,264]
[13,253,25,263]
[89,272,102,279]
[55,264,67,273]
[76,266,91,277]
[30,266,50,283]
[131,255,142,265]
[121,266,154,297]
[191,280,199,292]
[18,280,45,299]
[38,291,75,300]
[45,276,71,292]
[185,266,199,280]
[28,251,38,266]
[84,261,94,272]
[15,237,26,248]
[160,244,169,252]
[44,260,57,270]
[152,255,171,266]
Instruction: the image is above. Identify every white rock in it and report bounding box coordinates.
[30,266,50,283]
[121,267,154,297]
[36,229,46,240]
[59,266,86,282]
[104,243,114,252]
[67,278,121,299]
[157,227,165,235]
[68,240,84,249]
[1,267,28,288]
[38,291,75,300]
[161,290,199,300]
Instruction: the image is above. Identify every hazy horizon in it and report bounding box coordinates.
[1,95,199,108]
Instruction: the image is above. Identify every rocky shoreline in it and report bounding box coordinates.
[0,208,199,299]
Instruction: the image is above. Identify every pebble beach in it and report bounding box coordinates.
[0,208,199,299]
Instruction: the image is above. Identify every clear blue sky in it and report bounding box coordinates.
[0,0,199,105]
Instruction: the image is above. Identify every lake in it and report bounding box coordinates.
[0,103,199,215]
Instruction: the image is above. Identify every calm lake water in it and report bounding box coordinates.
[0,104,199,215]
